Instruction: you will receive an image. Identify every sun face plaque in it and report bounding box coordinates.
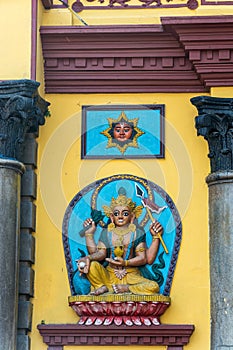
[81,105,165,159]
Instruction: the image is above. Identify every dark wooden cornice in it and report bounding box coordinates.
[38,323,195,348]
[162,16,233,88]
[40,16,233,93]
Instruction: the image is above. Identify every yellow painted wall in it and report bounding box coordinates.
[0,0,31,79]
[2,2,233,350]
[31,92,210,350]
[37,0,46,96]
[31,2,226,350]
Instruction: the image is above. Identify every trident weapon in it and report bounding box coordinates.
[135,184,168,254]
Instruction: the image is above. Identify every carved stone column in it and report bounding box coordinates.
[0,80,49,350]
[191,96,233,350]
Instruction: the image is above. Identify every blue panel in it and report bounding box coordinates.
[82,105,164,158]
[63,175,181,296]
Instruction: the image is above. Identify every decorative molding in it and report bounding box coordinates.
[40,24,204,93]
[70,0,198,12]
[162,16,233,88]
[0,80,50,160]
[41,0,233,10]
[191,96,233,172]
[41,0,233,11]
[40,16,233,93]
[41,0,198,10]
[38,323,195,348]
[201,0,233,5]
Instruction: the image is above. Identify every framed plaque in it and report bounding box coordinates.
[81,104,165,159]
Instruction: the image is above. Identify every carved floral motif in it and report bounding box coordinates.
[42,0,199,10]
[69,298,170,326]
[71,0,198,12]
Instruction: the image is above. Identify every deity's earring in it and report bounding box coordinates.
[108,215,115,231]
[108,222,115,231]
[128,214,136,232]
[128,223,136,232]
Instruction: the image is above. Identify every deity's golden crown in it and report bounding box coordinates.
[102,187,143,218]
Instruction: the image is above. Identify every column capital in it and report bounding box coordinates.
[0,79,50,161]
[191,96,233,173]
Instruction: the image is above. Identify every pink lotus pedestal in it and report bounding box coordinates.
[69,294,170,326]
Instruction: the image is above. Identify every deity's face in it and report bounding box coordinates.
[111,205,132,227]
[113,122,133,142]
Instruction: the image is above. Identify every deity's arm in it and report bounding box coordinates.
[146,237,160,265]
[77,240,107,275]
[85,234,97,254]
[127,242,147,267]
[88,241,107,262]
[83,218,98,254]
[146,221,163,265]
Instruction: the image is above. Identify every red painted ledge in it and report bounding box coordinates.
[40,24,164,34]
[161,15,233,24]
[38,323,195,349]
[40,16,233,93]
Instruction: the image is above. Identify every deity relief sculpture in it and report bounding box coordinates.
[63,175,182,325]
[77,187,163,296]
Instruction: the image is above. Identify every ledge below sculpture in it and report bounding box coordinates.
[38,323,194,349]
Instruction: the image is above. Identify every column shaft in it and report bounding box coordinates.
[0,79,49,350]
[0,159,25,350]
[191,95,233,350]
[207,172,233,350]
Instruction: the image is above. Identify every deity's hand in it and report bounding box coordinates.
[83,218,96,235]
[150,221,163,236]
[77,256,91,276]
[105,256,125,267]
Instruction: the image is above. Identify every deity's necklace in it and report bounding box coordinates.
[111,223,136,237]
[108,225,135,280]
